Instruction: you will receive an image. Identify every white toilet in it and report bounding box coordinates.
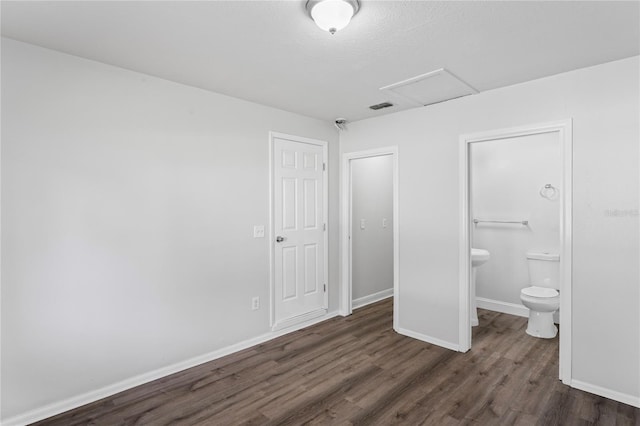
[520,252,560,338]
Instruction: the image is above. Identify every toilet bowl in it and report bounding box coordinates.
[520,286,559,338]
[520,252,560,339]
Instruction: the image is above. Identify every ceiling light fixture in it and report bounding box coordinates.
[306,0,360,35]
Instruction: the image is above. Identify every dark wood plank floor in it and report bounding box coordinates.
[34,299,639,425]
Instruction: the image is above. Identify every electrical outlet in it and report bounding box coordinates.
[251,296,260,310]
[253,225,265,238]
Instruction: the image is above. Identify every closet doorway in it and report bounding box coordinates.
[340,147,399,328]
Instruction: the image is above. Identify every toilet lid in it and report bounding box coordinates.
[521,286,559,298]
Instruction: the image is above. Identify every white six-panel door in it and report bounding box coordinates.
[272,134,327,329]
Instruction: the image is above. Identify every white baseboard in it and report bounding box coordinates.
[352,288,393,309]
[395,327,460,352]
[476,297,529,318]
[2,310,340,426]
[571,379,640,408]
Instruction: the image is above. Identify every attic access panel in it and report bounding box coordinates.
[380,68,478,107]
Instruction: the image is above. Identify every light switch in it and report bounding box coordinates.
[253,225,265,238]
[360,219,366,230]
[382,218,388,228]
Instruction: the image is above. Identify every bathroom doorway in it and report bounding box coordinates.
[459,121,572,384]
[340,147,399,328]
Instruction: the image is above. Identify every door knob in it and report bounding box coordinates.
[276,236,286,243]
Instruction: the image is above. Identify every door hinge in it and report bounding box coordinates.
[323,223,326,231]
[324,284,327,292]
[323,163,326,171]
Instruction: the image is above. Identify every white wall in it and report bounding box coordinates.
[351,155,393,303]
[340,56,639,403]
[471,133,561,305]
[0,38,340,421]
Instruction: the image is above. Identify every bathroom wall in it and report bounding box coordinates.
[470,133,561,308]
[340,56,639,405]
[1,38,340,422]
[351,155,394,306]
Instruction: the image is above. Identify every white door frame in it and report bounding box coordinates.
[269,131,329,331]
[340,147,399,329]
[459,120,572,384]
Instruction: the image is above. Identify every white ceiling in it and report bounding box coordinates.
[2,1,639,122]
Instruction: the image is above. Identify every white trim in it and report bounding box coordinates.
[352,288,394,310]
[476,297,529,318]
[340,147,399,333]
[559,121,573,385]
[459,120,573,380]
[268,131,329,331]
[458,134,471,352]
[396,327,460,352]
[2,310,340,426]
[571,380,640,408]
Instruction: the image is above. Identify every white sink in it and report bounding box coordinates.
[471,248,490,327]
[471,248,490,267]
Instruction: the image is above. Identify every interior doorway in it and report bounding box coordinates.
[340,147,399,328]
[351,155,394,308]
[459,120,572,384]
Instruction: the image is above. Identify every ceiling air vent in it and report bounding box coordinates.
[369,102,394,111]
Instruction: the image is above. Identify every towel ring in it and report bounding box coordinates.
[540,184,558,200]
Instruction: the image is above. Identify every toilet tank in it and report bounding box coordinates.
[527,252,560,289]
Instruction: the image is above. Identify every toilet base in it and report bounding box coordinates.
[526,310,557,339]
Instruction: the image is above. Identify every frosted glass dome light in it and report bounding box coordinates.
[306,0,360,35]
